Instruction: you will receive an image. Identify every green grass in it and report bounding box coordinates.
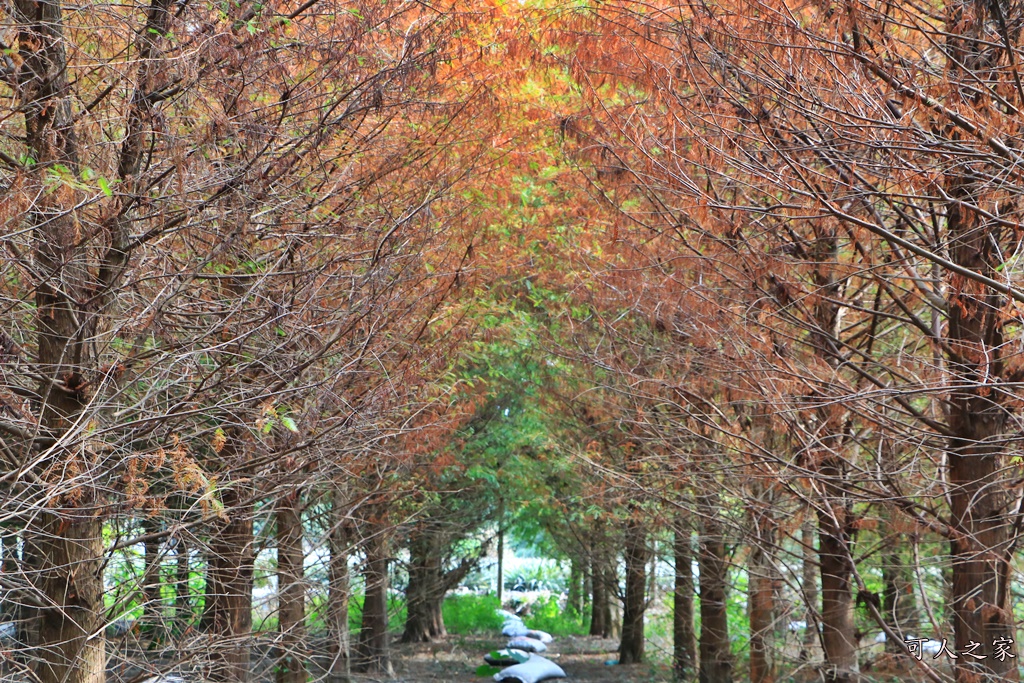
[520,595,589,636]
[258,592,589,638]
[442,594,504,634]
[440,593,589,637]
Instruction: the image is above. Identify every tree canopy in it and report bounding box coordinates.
[3,0,1024,682]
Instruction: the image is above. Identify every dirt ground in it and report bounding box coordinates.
[385,635,671,683]
[383,638,941,683]
[95,634,670,683]
[88,633,946,683]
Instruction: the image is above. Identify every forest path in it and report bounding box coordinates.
[103,635,669,682]
[389,635,668,683]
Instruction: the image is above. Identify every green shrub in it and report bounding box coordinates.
[442,594,504,634]
[522,595,588,636]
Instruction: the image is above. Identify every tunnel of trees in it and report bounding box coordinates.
[2,0,1024,682]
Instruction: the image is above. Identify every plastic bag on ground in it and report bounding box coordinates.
[525,629,553,643]
[507,636,547,653]
[493,654,566,683]
[502,621,530,637]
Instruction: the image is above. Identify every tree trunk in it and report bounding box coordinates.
[749,505,775,683]
[29,514,106,683]
[567,557,583,616]
[608,589,621,641]
[698,500,732,683]
[618,516,648,664]
[353,531,392,676]
[590,545,612,637]
[328,491,351,683]
[13,0,172,675]
[939,4,1019,681]
[583,545,593,615]
[804,227,858,683]
[276,492,306,683]
[18,531,39,666]
[673,520,697,682]
[496,525,504,606]
[16,0,104,678]
[399,561,428,643]
[142,518,165,647]
[402,529,448,643]
[201,487,254,683]
[948,450,1016,680]
[817,499,857,683]
[800,518,819,662]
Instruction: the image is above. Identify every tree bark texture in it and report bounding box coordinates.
[590,543,613,638]
[29,515,106,683]
[15,0,102,675]
[143,518,165,647]
[353,531,392,676]
[276,493,307,683]
[817,499,857,683]
[942,7,1019,678]
[618,515,648,664]
[749,503,776,683]
[673,520,697,682]
[201,487,254,683]
[402,528,448,643]
[698,500,732,683]
[12,0,173,675]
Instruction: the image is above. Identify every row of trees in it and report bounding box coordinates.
[6,0,1024,682]
[530,1,1024,683]
[0,0,515,678]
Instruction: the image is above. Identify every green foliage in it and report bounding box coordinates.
[521,594,588,636]
[441,592,586,648]
[441,594,504,634]
[644,596,676,665]
[727,566,749,656]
